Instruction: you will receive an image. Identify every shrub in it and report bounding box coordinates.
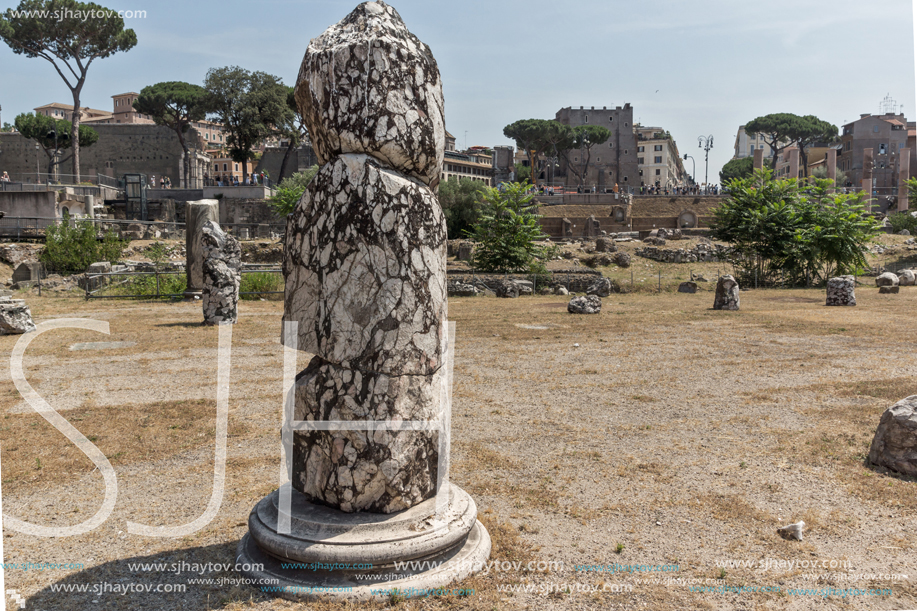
[267,167,319,217]
[240,271,283,300]
[41,214,126,275]
[887,212,917,234]
[466,182,549,274]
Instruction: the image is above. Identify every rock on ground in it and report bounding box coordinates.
[876,272,899,287]
[713,275,740,310]
[825,275,856,306]
[586,277,614,297]
[868,395,917,476]
[568,295,601,314]
[678,281,697,294]
[898,269,915,286]
[0,297,36,335]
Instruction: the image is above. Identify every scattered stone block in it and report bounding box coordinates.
[586,277,614,297]
[825,275,856,306]
[12,262,43,284]
[568,294,601,314]
[879,286,900,294]
[868,395,917,476]
[594,237,616,253]
[0,298,36,335]
[457,241,474,262]
[876,272,899,287]
[614,252,631,268]
[898,269,915,286]
[777,521,805,541]
[447,280,477,297]
[554,286,569,296]
[678,281,697,294]
[494,280,519,298]
[713,275,740,310]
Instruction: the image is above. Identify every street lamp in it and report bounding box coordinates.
[698,135,713,191]
[683,153,696,185]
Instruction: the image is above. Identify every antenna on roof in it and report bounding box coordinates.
[880,93,898,114]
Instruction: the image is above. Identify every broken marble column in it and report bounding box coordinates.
[241,2,489,600]
[713,275,740,310]
[825,275,856,306]
[184,199,219,298]
[201,221,241,325]
[0,296,36,335]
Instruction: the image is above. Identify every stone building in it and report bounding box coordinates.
[491,145,515,186]
[635,125,689,189]
[731,125,787,160]
[555,104,639,191]
[0,123,209,186]
[442,148,493,185]
[838,112,913,190]
[254,142,320,182]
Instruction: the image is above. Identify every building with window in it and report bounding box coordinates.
[554,105,639,190]
[442,148,493,185]
[207,152,255,184]
[33,102,113,124]
[837,112,912,190]
[635,125,688,188]
[732,125,782,160]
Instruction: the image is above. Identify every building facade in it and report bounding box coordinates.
[554,105,639,190]
[635,125,689,188]
[732,125,778,159]
[838,112,911,190]
[442,149,493,185]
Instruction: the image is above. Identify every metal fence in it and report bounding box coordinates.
[84,268,283,300]
[0,216,285,240]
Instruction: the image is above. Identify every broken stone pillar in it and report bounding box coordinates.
[825,275,855,306]
[201,221,241,325]
[184,199,219,298]
[868,395,917,476]
[713,275,740,310]
[753,148,764,170]
[562,217,573,237]
[862,148,874,213]
[239,1,489,600]
[0,296,36,335]
[899,148,911,212]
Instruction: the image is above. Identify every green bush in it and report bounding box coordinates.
[41,214,126,275]
[887,212,917,234]
[267,167,319,217]
[99,271,186,298]
[467,182,549,273]
[240,271,283,300]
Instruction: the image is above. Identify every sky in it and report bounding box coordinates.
[1,0,915,182]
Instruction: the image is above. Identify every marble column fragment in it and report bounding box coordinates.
[202,221,242,325]
[185,199,220,297]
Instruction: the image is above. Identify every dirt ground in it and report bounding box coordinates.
[0,282,915,610]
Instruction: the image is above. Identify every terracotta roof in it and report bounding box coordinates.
[883,118,904,126]
[445,130,455,139]
[111,92,140,97]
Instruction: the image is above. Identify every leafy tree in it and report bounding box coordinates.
[719,157,755,184]
[0,0,137,182]
[14,112,98,177]
[204,66,291,184]
[887,212,917,234]
[810,165,847,187]
[906,177,917,210]
[558,125,611,188]
[513,162,530,185]
[41,212,125,274]
[744,113,798,170]
[467,182,548,273]
[267,166,318,216]
[438,177,487,238]
[276,86,309,183]
[503,119,551,184]
[1,122,14,132]
[785,115,837,177]
[133,82,209,188]
[711,169,878,285]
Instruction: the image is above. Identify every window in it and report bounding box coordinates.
[655,156,662,163]
[879,144,887,154]
[585,115,588,123]
[205,133,209,140]
[654,145,662,151]
[873,126,879,133]
[638,157,644,164]
[574,157,578,162]
[623,176,627,182]
[624,150,628,155]
[638,146,644,152]
[639,170,643,176]
[655,169,661,175]
[223,163,227,171]
[609,117,613,121]
[596,157,601,162]
[235,163,239,171]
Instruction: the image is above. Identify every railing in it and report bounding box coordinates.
[0,216,285,240]
[203,176,274,189]
[84,268,283,300]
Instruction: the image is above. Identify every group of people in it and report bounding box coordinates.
[149,175,173,189]
[639,184,719,196]
[204,172,268,187]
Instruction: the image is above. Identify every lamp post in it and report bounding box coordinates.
[683,153,696,185]
[698,135,713,191]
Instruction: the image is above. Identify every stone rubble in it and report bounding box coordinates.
[825,275,856,306]
[568,294,601,314]
[875,272,899,287]
[0,296,36,335]
[636,242,728,263]
[677,281,698,294]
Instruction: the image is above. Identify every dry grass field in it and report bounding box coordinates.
[0,282,915,610]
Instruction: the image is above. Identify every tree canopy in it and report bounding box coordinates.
[204,66,291,183]
[14,112,98,177]
[744,113,836,175]
[710,169,879,286]
[438,177,488,238]
[0,0,137,182]
[719,156,755,184]
[559,124,611,187]
[503,119,552,183]
[134,81,209,187]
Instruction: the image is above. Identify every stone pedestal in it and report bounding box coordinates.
[0,297,36,335]
[713,275,740,310]
[184,199,219,298]
[240,1,488,599]
[825,275,855,306]
[201,221,241,325]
